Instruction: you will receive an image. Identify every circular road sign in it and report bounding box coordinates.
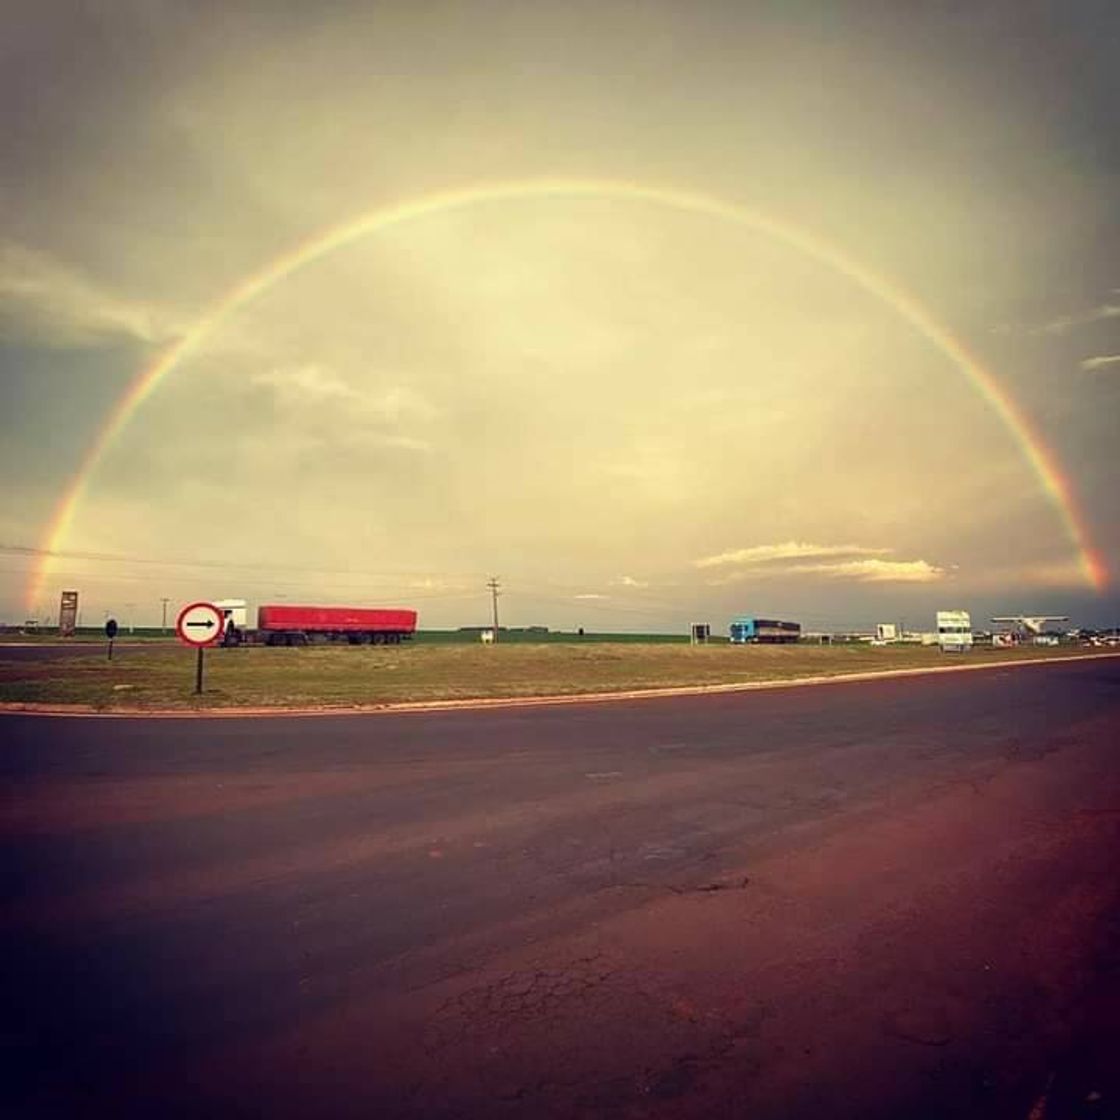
[105,618,118,639]
[175,601,225,647]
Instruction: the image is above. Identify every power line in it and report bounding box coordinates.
[0,542,492,583]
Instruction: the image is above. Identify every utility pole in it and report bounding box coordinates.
[161,598,170,634]
[487,576,501,642]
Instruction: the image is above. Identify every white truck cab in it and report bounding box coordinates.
[214,599,248,645]
[214,599,248,627]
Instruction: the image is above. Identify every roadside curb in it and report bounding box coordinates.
[2,651,1118,719]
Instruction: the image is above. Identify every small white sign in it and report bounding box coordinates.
[176,601,225,647]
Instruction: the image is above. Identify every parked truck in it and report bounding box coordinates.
[729,617,801,644]
[935,609,972,653]
[216,600,417,646]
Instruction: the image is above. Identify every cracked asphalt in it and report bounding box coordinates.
[3,657,1119,1118]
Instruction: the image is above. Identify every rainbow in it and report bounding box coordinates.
[27,178,1109,609]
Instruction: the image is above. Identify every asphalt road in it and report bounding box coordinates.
[3,658,1119,1119]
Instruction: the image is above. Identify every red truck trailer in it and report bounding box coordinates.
[223,604,417,646]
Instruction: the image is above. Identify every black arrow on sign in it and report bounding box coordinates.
[186,619,215,629]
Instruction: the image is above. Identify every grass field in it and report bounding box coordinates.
[0,640,1110,711]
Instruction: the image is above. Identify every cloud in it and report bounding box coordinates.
[253,366,435,419]
[1036,302,1120,336]
[613,574,650,588]
[0,243,186,347]
[405,576,478,597]
[992,295,1120,338]
[1080,354,1120,372]
[249,365,436,453]
[252,364,359,405]
[694,541,889,569]
[573,593,609,600]
[788,558,943,582]
[696,542,943,584]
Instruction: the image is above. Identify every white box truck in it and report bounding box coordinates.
[936,609,973,652]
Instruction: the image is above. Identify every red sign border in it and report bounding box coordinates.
[175,601,226,647]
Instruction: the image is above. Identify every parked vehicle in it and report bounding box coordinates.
[936,609,973,652]
[729,617,801,644]
[218,601,417,646]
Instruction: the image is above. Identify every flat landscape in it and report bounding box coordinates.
[3,657,1119,1118]
[0,639,1108,710]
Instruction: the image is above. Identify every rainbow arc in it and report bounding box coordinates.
[27,179,1109,609]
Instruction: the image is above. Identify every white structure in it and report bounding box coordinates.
[991,614,1068,636]
[214,599,248,629]
[875,623,898,642]
[936,609,973,652]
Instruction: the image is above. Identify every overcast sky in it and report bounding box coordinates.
[2,1,1117,632]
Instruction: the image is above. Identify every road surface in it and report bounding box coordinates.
[3,658,1119,1118]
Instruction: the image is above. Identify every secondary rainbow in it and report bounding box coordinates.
[27,178,1110,610]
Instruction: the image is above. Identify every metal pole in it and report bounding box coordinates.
[196,647,204,694]
[487,577,501,642]
[161,598,170,634]
[107,639,113,661]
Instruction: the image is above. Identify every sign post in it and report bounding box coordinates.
[175,602,225,695]
[59,591,79,638]
[105,618,118,661]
